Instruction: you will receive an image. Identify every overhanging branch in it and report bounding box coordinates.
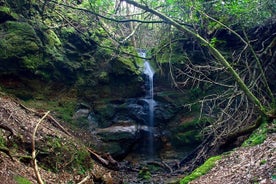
[49,0,164,24]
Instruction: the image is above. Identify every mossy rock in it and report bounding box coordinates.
[171,118,207,146]
[0,6,18,23]
[45,29,62,47]
[110,56,140,76]
[0,21,42,71]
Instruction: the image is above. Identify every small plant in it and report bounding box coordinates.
[138,167,152,180]
[260,159,267,165]
[14,176,32,184]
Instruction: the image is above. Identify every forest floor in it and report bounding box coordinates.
[189,133,276,184]
[0,94,275,184]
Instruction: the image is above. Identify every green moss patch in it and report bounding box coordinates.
[14,176,32,184]
[37,136,93,173]
[23,97,77,124]
[180,155,222,184]
[0,21,42,71]
[242,121,268,147]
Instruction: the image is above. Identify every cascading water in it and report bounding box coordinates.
[140,50,156,157]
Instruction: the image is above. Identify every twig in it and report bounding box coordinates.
[32,111,50,184]
[161,161,173,173]
[77,174,90,184]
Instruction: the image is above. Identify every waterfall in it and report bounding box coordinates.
[141,51,156,157]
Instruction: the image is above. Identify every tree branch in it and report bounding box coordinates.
[32,111,50,184]
[123,0,267,115]
[49,0,164,24]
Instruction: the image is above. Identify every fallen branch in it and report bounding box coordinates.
[77,174,90,184]
[32,111,50,184]
[87,148,109,166]
[87,148,119,170]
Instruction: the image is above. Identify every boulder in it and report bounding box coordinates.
[95,123,140,158]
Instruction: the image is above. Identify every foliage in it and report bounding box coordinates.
[211,0,274,27]
[180,155,222,184]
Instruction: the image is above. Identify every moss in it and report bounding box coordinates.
[242,121,268,147]
[171,117,211,146]
[180,155,222,184]
[14,176,32,184]
[0,6,19,21]
[175,130,202,145]
[0,21,42,70]
[38,136,93,173]
[60,27,76,39]
[45,29,61,47]
[23,97,77,124]
[0,132,6,147]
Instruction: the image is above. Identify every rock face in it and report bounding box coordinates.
[0,0,143,99]
[0,0,146,158]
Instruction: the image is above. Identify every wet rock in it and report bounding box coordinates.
[96,123,138,142]
[73,109,90,119]
[95,123,140,158]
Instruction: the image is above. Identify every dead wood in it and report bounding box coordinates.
[87,148,121,170]
[32,111,50,184]
[77,174,91,184]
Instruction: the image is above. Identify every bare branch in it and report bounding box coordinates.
[32,111,50,184]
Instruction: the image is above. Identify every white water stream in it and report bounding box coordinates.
[141,51,156,157]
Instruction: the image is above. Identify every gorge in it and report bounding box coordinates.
[0,0,275,183]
